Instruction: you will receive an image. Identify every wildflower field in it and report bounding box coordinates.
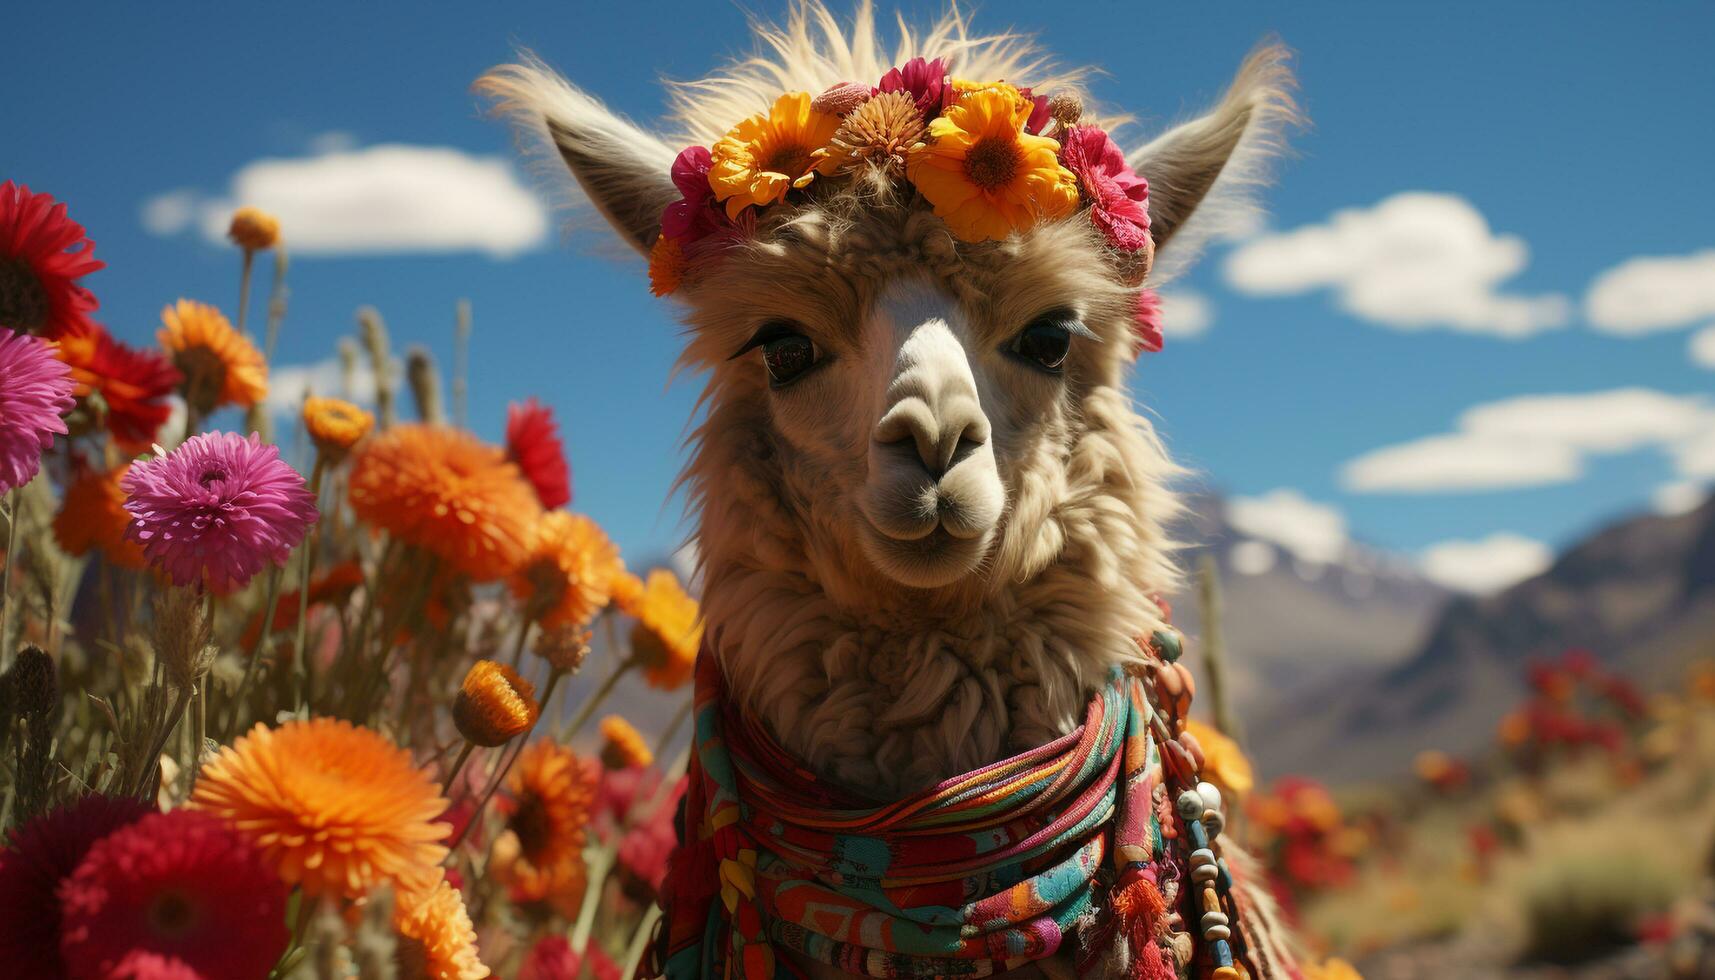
[0,183,695,978]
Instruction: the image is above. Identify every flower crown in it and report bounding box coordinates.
[647,57,1165,354]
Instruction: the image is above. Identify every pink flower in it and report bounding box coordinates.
[1018,86,1051,135]
[122,432,318,591]
[617,775,686,898]
[1133,289,1165,355]
[877,56,951,118]
[1060,125,1152,252]
[0,330,75,492]
[661,145,727,245]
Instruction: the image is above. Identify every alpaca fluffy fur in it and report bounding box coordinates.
[480,2,1301,973]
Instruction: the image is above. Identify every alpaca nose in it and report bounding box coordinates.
[874,320,991,478]
[874,395,990,477]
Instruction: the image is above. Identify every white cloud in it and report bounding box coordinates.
[1342,388,1715,493]
[1158,290,1212,340]
[1653,480,1710,516]
[1342,433,1582,492]
[142,143,549,259]
[1419,533,1552,594]
[1227,489,1348,565]
[1228,539,1277,576]
[1585,250,1715,335]
[264,357,381,418]
[1690,325,1715,370]
[1223,192,1570,338]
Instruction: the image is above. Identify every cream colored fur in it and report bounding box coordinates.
[481,3,1301,974]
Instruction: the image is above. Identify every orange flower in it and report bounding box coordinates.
[708,92,842,218]
[511,511,623,630]
[303,395,373,459]
[1184,719,1254,799]
[493,743,596,918]
[227,207,281,251]
[158,299,268,413]
[648,235,684,297]
[906,85,1079,242]
[190,718,450,900]
[348,424,542,581]
[452,660,539,747]
[599,715,653,770]
[53,463,146,570]
[1304,957,1364,980]
[532,623,591,674]
[628,569,701,690]
[394,877,489,980]
[611,570,646,613]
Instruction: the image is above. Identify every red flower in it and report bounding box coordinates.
[517,935,581,980]
[1132,289,1165,355]
[617,775,686,898]
[56,322,181,451]
[0,181,104,338]
[107,950,206,980]
[1060,125,1152,252]
[586,945,623,980]
[0,793,153,979]
[58,810,289,980]
[506,398,572,509]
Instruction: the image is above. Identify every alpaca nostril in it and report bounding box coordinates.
[875,398,989,479]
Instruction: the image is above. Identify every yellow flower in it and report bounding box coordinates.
[1185,719,1254,799]
[303,396,373,458]
[394,876,490,980]
[648,235,684,296]
[627,569,702,690]
[452,660,539,747]
[709,92,842,218]
[905,86,1078,242]
[599,715,653,770]
[511,511,623,630]
[158,299,268,412]
[1304,957,1364,980]
[190,718,450,900]
[227,206,281,251]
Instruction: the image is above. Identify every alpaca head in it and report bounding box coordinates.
[482,3,1295,626]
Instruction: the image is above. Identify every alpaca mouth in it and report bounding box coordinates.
[857,510,996,589]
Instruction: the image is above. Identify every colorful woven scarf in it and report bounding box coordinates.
[652,650,1229,979]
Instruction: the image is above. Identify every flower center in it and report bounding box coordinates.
[148,889,200,939]
[0,257,49,333]
[963,136,1022,191]
[199,468,229,487]
[175,346,228,414]
[511,793,552,862]
[762,142,812,177]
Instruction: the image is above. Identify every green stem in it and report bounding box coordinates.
[561,657,634,741]
[236,248,255,337]
[0,490,19,663]
[569,844,616,955]
[226,565,284,739]
[507,616,531,669]
[440,741,475,795]
[291,457,328,709]
[620,903,663,979]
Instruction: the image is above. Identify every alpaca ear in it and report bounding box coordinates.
[479,57,680,256]
[1127,43,1298,271]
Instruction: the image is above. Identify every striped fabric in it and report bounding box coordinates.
[656,651,1168,979]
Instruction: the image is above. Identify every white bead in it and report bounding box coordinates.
[1197,781,1223,813]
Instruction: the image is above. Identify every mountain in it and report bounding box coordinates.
[1169,492,1449,729]
[1243,493,1715,784]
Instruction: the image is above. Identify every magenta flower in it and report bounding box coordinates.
[1018,86,1052,135]
[1060,125,1152,252]
[877,56,951,118]
[661,145,724,244]
[1133,289,1165,355]
[122,432,318,591]
[0,330,75,492]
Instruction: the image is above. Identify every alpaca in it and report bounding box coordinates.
[483,4,1300,976]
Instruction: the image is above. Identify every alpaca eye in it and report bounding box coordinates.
[1008,321,1073,372]
[762,334,817,386]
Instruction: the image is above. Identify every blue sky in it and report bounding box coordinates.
[8,1,1714,592]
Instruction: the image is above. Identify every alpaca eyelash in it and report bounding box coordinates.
[728,320,805,360]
